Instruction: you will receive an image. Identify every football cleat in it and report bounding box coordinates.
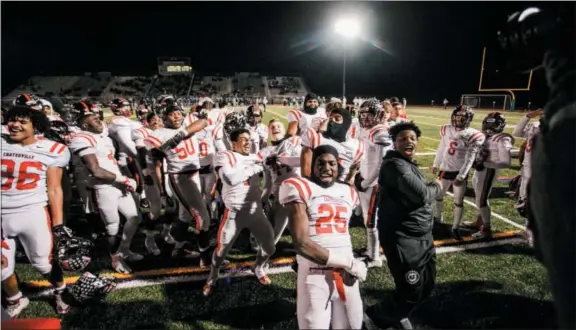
[5,296,30,318]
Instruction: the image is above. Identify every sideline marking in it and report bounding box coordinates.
[28,236,525,297]
[25,232,520,289]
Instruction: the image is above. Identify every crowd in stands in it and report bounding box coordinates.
[267,76,301,94]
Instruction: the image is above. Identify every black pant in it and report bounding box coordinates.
[381,234,436,319]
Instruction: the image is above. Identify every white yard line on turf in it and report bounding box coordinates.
[446,192,525,229]
[30,237,524,299]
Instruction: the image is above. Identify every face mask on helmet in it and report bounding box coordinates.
[451,106,474,129]
[359,100,382,128]
[224,112,248,136]
[482,112,506,135]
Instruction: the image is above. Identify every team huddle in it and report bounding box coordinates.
[1,92,540,328]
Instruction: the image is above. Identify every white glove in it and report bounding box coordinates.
[326,252,367,282]
[251,164,264,175]
[115,175,137,192]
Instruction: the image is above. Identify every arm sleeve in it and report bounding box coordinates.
[50,147,71,168]
[131,129,146,148]
[68,136,97,157]
[491,137,514,169]
[286,110,300,124]
[115,127,137,157]
[457,133,486,181]
[218,160,257,186]
[433,136,447,168]
[513,116,530,138]
[279,180,306,205]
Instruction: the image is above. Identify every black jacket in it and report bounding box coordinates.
[377,150,440,239]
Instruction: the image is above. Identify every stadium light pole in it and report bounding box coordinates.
[334,18,360,103]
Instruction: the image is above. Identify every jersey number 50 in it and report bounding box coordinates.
[316,204,348,235]
[1,160,42,191]
[175,140,196,160]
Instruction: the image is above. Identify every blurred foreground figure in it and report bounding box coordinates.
[496,5,575,328]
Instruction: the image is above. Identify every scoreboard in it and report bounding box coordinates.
[157,57,192,76]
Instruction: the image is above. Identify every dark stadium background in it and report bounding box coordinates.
[2,1,549,107]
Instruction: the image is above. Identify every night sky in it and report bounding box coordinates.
[2,1,552,106]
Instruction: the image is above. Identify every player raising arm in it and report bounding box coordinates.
[203,128,276,296]
[280,145,367,329]
[287,93,327,137]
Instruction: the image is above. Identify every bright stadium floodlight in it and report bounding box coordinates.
[334,18,360,39]
[334,17,360,102]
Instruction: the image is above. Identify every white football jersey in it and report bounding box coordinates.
[301,128,364,181]
[260,136,303,195]
[359,124,392,188]
[347,118,361,140]
[107,116,142,165]
[1,136,70,213]
[513,116,540,168]
[131,127,154,148]
[433,125,485,173]
[143,127,201,173]
[482,133,514,169]
[196,124,224,167]
[215,151,263,210]
[251,123,269,146]
[287,108,327,136]
[68,131,123,188]
[279,176,359,251]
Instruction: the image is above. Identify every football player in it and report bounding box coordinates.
[247,104,268,151]
[186,108,226,224]
[107,98,142,173]
[471,112,514,238]
[512,109,542,209]
[1,106,71,316]
[131,112,165,256]
[431,106,485,239]
[287,93,327,137]
[261,119,302,243]
[355,100,392,268]
[203,128,276,296]
[300,108,364,183]
[280,145,366,329]
[68,113,142,274]
[143,105,212,261]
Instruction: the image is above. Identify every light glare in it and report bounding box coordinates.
[335,18,360,39]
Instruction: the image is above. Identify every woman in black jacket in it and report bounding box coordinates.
[377,121,441,329]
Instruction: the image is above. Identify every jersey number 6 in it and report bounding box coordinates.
[199,141,209,158]
[1,160,42,191]
[448,140,458,156]
[316,204,348,235]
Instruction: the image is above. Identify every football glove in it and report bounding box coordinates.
[354,173,367,192]
[53,225,73,241]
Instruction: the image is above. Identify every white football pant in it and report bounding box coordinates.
[359,185,380,261]
[296,254,363,329]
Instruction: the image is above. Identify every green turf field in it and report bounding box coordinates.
[12,105,555,329]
